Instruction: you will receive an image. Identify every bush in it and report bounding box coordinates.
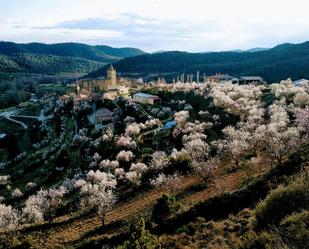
[152,194,180,225]
[278,210,309,248]
[239,231,286,249]
[255,178,309,229]
[119,218,160,249]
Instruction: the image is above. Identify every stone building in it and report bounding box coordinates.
[77,65,118,93]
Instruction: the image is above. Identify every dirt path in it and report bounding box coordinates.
[181,168,245,207]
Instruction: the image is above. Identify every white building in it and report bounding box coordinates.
[133,93,161,105]
[293,79,309,87]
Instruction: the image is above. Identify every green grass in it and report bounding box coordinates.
[0,106,16,114]
[37,83,67,94]
[19,103,42,116]
[0,117,23,133]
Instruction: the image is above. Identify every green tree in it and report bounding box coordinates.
[120,218,160,249]
[152,194,180,225]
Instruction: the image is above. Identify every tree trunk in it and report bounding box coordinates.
[99,211,106,226]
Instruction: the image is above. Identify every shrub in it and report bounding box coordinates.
[152,194,180,225]
[255,179,309,229]
[239,231,286,249]
[119,218,160,249]
[278,210,309,248]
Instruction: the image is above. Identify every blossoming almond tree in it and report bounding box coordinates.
[125,162,148,186]
[222,126,251,168]
[296,107,309,142]
[150,173,180,193]
[74,170,117,226]
[149,151,169,170]
[22,186,68,223]
[102,127,114,142]
[116,150,134,162]
[90,188,116,226]
[174,111,189,126]
[258,124,300,167]
[116,136,137,149]
[183,138,209,163]
[125,123,141,137]
[99,159,120,172]
[0,204,19,231]
[191,156,220,182]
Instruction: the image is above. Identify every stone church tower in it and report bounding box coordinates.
[107,65,116,86]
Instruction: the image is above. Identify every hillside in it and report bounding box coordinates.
[0,53,104,74]
[0,80,308,248]
[0,42,146,74]
[87,41,309,82]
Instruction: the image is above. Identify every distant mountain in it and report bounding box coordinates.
[87,41,309,83]
[0,42,146,74]
[246,47,270,52]
[0,53,104,74]
[229,47,270,53]
[152,50,168,54]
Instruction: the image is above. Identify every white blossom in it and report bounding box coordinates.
[0,204,19,231]
[183,138,209,163]
[116,136,137,149]
[191,157,220,181]
[130,162,148,174]
[114,168,125,180]
[99,159,120,170]
[150,173,180,191]
[149,151,169,170]
[12,188,23,198]
[116,150,134,162]
[125,123,141,137]
[86,170,117,189]
[174,110,189,126]
[198,110,209,118]
[102,127,114,142]
[125,171,141,185]
[0,175,10,186]
[22,186,68,223]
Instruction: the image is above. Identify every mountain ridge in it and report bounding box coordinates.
[0,41,146,62]
[86,41,309,83]
[0,41,146,74]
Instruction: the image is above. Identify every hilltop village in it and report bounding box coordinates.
[55,67,268,131]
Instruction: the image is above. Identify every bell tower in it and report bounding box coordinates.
[107,64,116,86]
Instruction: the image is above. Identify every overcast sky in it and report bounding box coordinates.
[1,0,309,52]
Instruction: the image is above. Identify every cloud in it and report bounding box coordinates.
[1,2,309,52]
[40,13,225,51]
[0,22,123,45]
[55,13,219,37]
[0,13,222,51]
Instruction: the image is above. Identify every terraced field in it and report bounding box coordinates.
[24,162,252,248]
